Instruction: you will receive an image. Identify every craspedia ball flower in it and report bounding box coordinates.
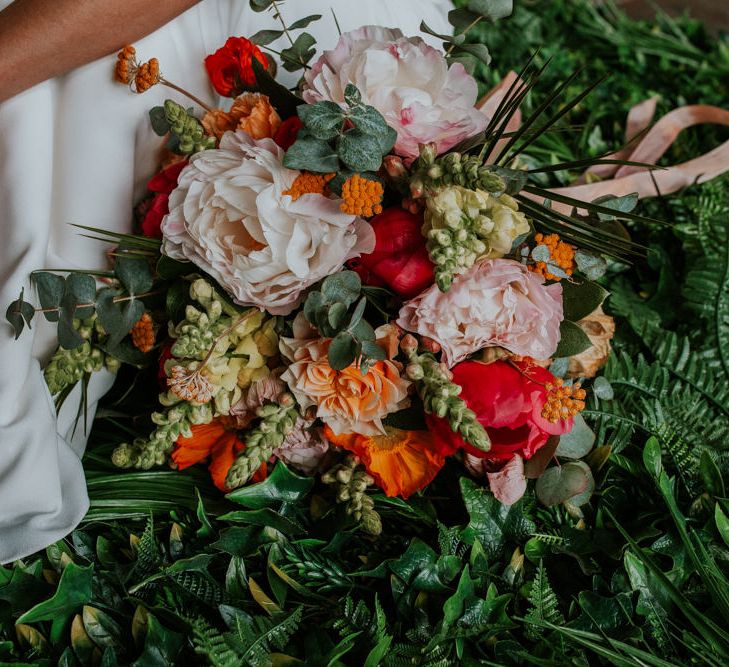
[204,36,268,97]
[130,312,155,353]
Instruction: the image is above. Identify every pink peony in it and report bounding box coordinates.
[302,26,486,163]
[397,259,563,367]
[274,416,330,475]
[161,131,374,315]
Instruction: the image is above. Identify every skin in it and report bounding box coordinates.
[0,0,200,103]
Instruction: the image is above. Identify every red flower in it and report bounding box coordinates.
[173,419,267,492]
[157,342,174,390]
[204,36,268,97]
[273,115,304,150]
[427,360,573,464]
[349,207,434,299]
[141,161,187,238]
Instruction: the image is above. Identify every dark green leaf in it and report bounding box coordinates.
[165,281,190,324]
[561,280,608,322]
[249,0,274,11]
[337,130,383,172]
[115,255,153,295]
[464,0,513,22]
[249,29,285,46]
[33,272,65,322]
[131,614,185,667]
[96,288,144,347]
[218,508,304,536]
[156,255,192,280]
[700,451,725,497]
[280,32,316,72]
[321,271,361,306]
[554,320,592,357]
[64,273,96,319]
[360,339,386,361]
[251,58,303,119]
[298,101,344,140]
[226,462,313,509]
[347,296,367,331]
[5,288,35,339]
[329,332,358,370]
[327,302,349,331]
[283,135,339,173]
[17,562,93,625]
[288,14,322,30]
[149,107,170,136]
[642,436,663,479]
[535,462,590,506]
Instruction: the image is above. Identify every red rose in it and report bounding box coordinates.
[273,115,304,150]
[204,36,268,97]
[427,360,573,463]
[350,207,434,299]
[141,161,187,239]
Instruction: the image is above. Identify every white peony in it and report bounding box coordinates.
[161,131,375,315]
[302,26,487,163]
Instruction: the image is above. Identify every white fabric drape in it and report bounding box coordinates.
[0,0,449,563]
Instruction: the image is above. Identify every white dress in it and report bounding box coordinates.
[0,0,450,563]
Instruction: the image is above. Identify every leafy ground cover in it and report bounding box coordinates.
[2,2,729,665]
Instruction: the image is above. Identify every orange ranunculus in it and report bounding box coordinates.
[172,418,266,491]
[202,92,281,141]
[324,425,445,499]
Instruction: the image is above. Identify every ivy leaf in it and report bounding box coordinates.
[115,255,153,295]
[298,101,344,140]
[283,135,339,173]
[460,478,536,559]
[17,562,93,643]
[338,130,383,172]
[226,461,314,509]
[329,332,358,370]
[561,280,608,322]
[280,32,316,72]
[443,565,476,628]
[288,14,322,30]
[33,272,65,322]
[554,320,592,357]
[5,288,35,339]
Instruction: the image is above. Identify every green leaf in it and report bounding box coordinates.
[96,288,144,346]
[249,29,285,45]
[149,107,170,136]
[64,273,96,318]
[561,280,608,322]
[249,0,274,11]
[321,271,361,306]
[226,461,314,509]
[592,376,614,400]
[288,14,322,30]
[337,130,383,172]
[643,436,663,479]
[535,462,590,506]
[33,272,65,322]
[343,83,362,106]
[156,255,192,280]
[5,288,35,339]
[280,32,316,72]
[329,332,358,370]
[17,562,93,636]
[700,451,725,497]
[462,0,513,22]
[218,508,304,536]
[575,249,608,280]
[460,478,536,558]
[283,135,339,173]
[555,414,595,459]
[298,101,344,140]
[327,302,349,331]
[361,339,386,361]
[443,565,476,627]
[595,192,639,220]
[130,613,185,667]
[251,58,303,119]
[347,296,367,331]
[115,255,153,295]
[715,504,729,549]
[98,337,151,366]
[554,320,592,357]
[165,280,190,324]
[82,605,123,649]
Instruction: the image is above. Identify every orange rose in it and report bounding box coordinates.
[203,92,281,141]
[280,316,410,436]
[324,426,445,498]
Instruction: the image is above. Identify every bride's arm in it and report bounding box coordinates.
[0,0,199,102]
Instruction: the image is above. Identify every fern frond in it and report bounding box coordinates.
[231,607,303,666]
[131,515,162,581]
[191,618,240,667]
[525,561,565,639]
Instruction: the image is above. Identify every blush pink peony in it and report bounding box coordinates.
[161,131,374,315]
[302,26,487,163]
[397,259,563,366]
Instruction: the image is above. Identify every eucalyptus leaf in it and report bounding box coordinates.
[329,332,358,370]
[288,14,322,30]
[115,255,153,295]
[149,107,170,136]
[249,29,285,46]
[575,249,608,280]
[556,414,595,459]
[5,288,35,339]
[592,376,614,400]
[33,272,65,322]
[321,271,361,306]
[280,32,316,72]
[535,462,590,506]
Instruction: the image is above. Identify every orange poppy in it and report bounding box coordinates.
[172,418,266,492]
[323,425,445,499]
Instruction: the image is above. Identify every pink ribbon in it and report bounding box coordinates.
[478,73,729,213]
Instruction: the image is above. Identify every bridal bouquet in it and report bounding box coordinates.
[8,2,642,532]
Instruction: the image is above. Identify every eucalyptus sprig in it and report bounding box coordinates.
[283,84,396,186]
[303,270,386,373]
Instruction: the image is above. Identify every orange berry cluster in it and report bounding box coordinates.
[341,174,384,218]
[541,378,587,423]
[530,233,575,281]
[283,172,334,200]
[114,45,160,93]
[167,365,214,404]
[114,45,136,84]
[130,312,155,353]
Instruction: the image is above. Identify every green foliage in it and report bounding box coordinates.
[524,561,564,638]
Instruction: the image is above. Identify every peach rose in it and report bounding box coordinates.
[280,316,410,435]
[203,92,281,140]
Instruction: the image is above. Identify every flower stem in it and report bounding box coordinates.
[160,79,213,113]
